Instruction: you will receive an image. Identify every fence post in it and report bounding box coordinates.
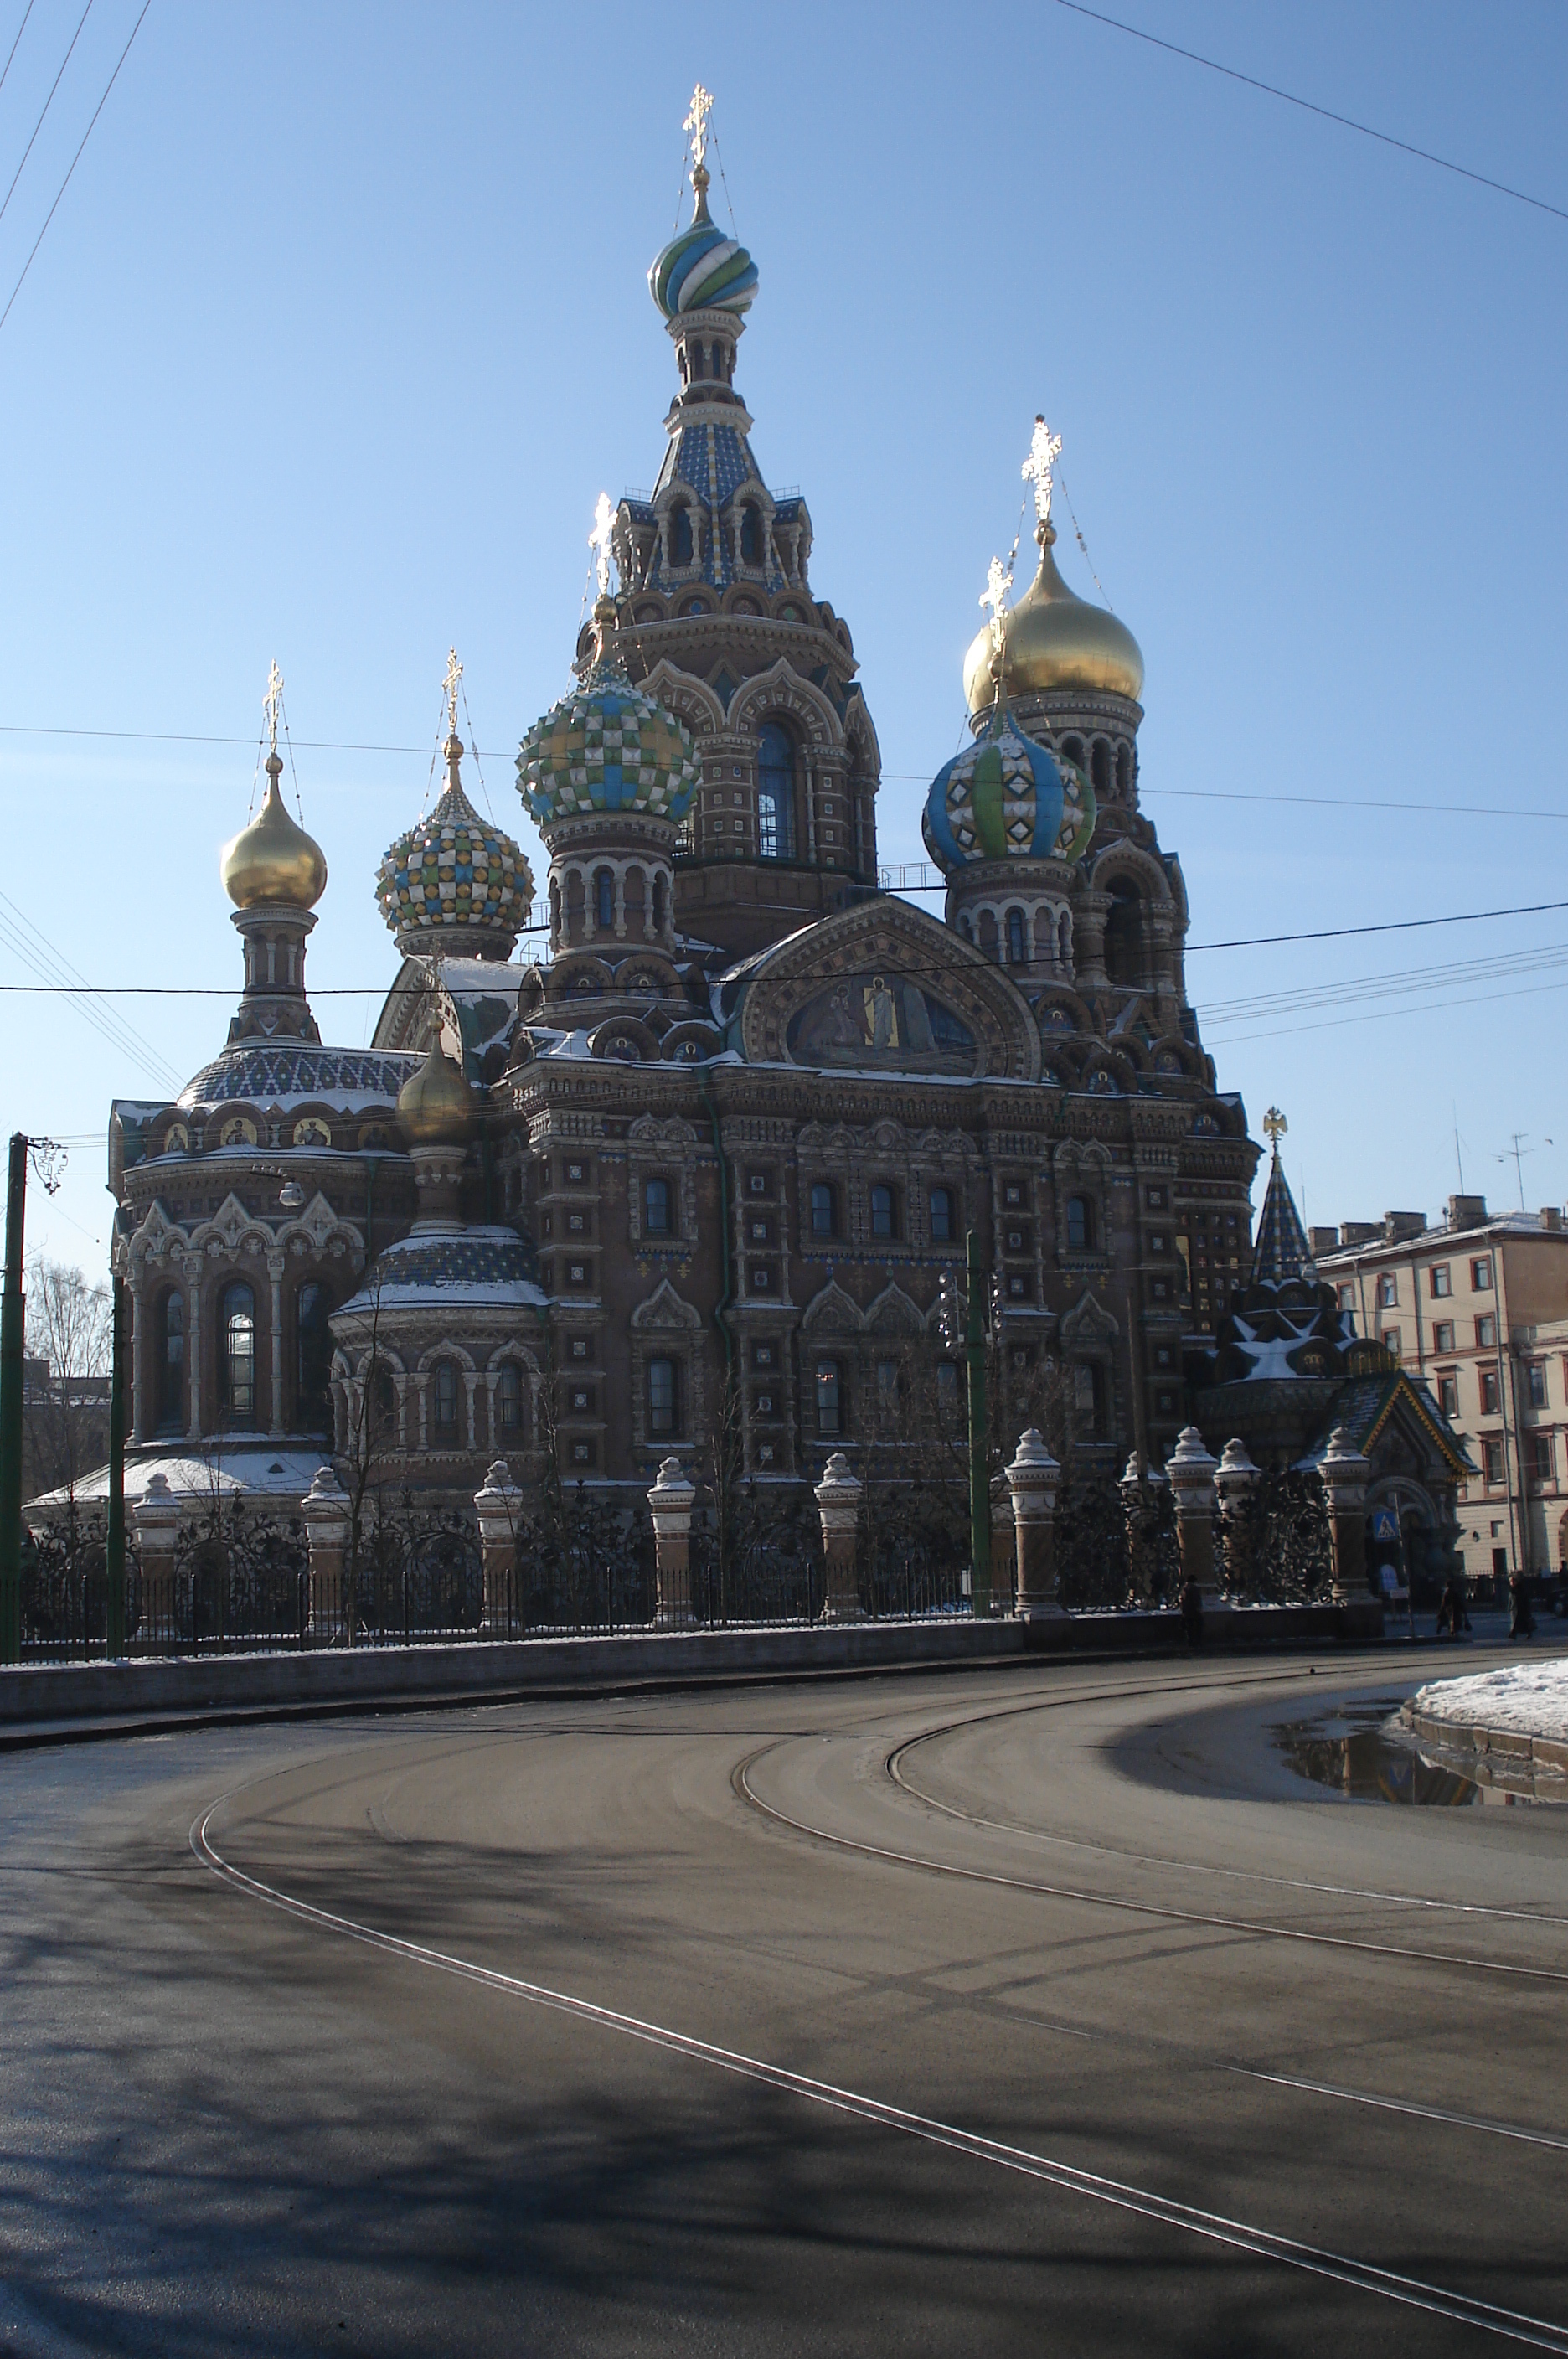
[814,1453,864,1623]
[1118,1453,1168,1604]
[1214,1438,1264,1598]
[131,1472,180,1647]
[1005,1428,1063,1618]
[1319,1427,1371,1605]
[474,1459,522,1636]
[300,1465,351,1644]
[647,1458,696,1627]
[1164,1427,1220,1604]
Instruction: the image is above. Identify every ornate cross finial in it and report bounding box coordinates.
[1022,413,1063,527]
[443,646,462,738]
[1263,1106,1287,1153]
[263,660,284,758]
[589,492,616,598]
[683,83,714,172]
[980,553,1014,663]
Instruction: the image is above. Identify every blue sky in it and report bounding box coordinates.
[3,0,1565,1267]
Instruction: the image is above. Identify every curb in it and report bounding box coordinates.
[1401,1705,1568,1779]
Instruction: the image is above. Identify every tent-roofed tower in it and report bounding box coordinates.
[1251,1107,1314,1283]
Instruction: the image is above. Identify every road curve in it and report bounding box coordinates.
[3,1648,1565,2355]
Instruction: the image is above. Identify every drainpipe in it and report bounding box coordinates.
[1496,1241,1527,1579]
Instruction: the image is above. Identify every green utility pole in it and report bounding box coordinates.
[0,1133,28,1663]
[106,1273,126,1656]
[965,1227,991,1615]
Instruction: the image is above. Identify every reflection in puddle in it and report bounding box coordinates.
[1275,1695,1564,1807]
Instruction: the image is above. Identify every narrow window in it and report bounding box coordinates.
[1434,1320,1455,1352]
[669,506,694,566]
[1071,1361,1104,1438]
[1377,1272,1397,1309]
[644,1175,673,1236]
[1472,1256,1493,1290]
[929,1185,954,1243]
[740,504,761,565]
[810,1182,835,1239]
[870,1184,895,1241]
[1066,1195,1094,1252]
[596,869,615,932]
[295,1281,332,1432]
[1530,1432,1554,1480]
[647,1355,678,1439]
[1480,1367,1499,1413]
[1437,1373,1459,1416]
[1006,908,1027,965]
[815,1358,843,1438]
[1477,1314,1497,1348]
[1484,1438,1505,1483]
[756,722,795,859]
[1429,1264,1451,1298]
[157,1291,184,1432]
[432,1360,460,1444]
[496,1362,524,1439]
[1528,1361,1548,1408]
[219,1282,255,1421]
[651,873,666,935]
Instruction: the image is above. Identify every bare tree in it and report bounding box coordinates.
[23,1258,112,1501]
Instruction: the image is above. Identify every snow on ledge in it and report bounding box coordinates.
[1413,1656,1568,1743]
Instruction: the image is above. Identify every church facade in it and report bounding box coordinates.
[99,120,1265,1528]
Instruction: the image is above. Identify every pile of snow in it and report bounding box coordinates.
[1414,1656,1568,1741]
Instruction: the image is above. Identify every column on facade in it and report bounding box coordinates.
[131,1470,180,1645]
[1319,1427,1372,1605]
[474,1458,523,1635]
[128,1265,148,1444]
[814,1453,863,1623]
[267,1247,286,1438]
[183,1255,202,1442]
[1146,909,1176,1001]
[647,1456,697,1626]
[1164,1427,1220,1603]
[1214,1438,1264,1598]
[1005,1427,1063,1617]
[1071,890,1113,990]
[300,1463,352,1644]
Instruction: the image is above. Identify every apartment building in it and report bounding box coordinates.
[1313,1196,1568,1589]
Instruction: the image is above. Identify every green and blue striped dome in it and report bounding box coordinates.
[649,197,758,319]
[921,704,1096,873]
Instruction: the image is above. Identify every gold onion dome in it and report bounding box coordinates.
[395,1037,477,1147]
[377,730,532,951]
[962,525,1144,714]
[220,754,328,909]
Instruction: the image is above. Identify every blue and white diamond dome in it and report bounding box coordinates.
[517,641,701,834]
[649,184,758,319]
[921,701,1096,874]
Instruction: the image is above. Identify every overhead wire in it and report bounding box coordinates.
[0,888,184,1091]
[0,0,37,103]
[0,0,151,338]
[0,0,90,240]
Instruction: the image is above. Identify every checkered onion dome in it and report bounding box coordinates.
[922,702,1094,873]
[375,772,532,944]
[516,657,700,833]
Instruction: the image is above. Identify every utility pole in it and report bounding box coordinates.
[0,1135,28,1662]
[940,1231,994,1615]
[105,1273,126,1656]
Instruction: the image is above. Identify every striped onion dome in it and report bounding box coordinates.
[376,735,532,953]
[649,170,757,319]
[517,606,700,834]
[922,697,1096,873]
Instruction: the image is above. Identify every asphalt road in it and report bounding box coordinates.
[3,1642,1566,2356]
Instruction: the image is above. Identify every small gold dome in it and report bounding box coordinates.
[963,529,1144,714]
[221,756,328,910]
[396,1038,477,1147]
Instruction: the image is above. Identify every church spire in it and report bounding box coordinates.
[1252,1109,1313,1283]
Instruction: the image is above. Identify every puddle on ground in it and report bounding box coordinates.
[1274,1694,1565,1807]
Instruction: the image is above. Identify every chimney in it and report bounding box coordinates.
[1308,1226,1339,1255]
[1340,1221,1380,1247]
[1447,1194,1487,1231]
[1383,1210,1427,1242]
[1541,1207,1563,1233]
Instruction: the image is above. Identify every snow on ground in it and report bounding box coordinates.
[1414,1656,1568,1740]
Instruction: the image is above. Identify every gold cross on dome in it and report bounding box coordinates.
[683,84,714,170]
[980,553,1014,660]
[263,660,284,756]
[1263,1106,1287,1150]
[1022,414,1063,525]
[443,646,462,736]
[589,492,616,597]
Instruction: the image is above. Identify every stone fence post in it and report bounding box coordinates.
[473,1459,523,1635]
[1165,1427,1220,1603]
[1215,1438,1264,1598]
[300,1465,351,1644]
[131,1470,180,1645]
[814,1453,864,1623]
[1005,1429,1063,1618]
[1118,1453,1168,1604]
[647,1457,696,1627]
[1319,1427,1371,1605]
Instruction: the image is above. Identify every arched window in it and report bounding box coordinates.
[1091,740,1111,795]
[1072,1362,1106,1440]
[496,1362,524,1441]
[691,341,706,379]
[669,506,694,566]
[810,1181,836,1238]
[1066,1195,1095,1252]
[295,1282,333,1433]
[219,1282,255,1422]
[756,722,795,859]
[644,1175,673,1236]
[1006,908,1027,965]
[647,1355,678,1439]
[372,1365,398,1446]
[870,1184,896,1241]
[1105,883,1142,989]
[1061,735,1086,772]
[929,1186,955,1244]
[431,1360,461,1446]
[1116,741,1132,797]
[156,1291,183,1432]
[740,504,761,565]
[596,869,615,932]
[815,1358,844,1438]
[958,913,973,942]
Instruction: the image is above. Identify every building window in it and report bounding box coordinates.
[1066,1195,1095,1252]
[595,869,615,932]
[432,1360,461,1445]
[750,1265,772,1292]
[647,1356,678,1440]
[565,1160,587,1184]
[1005,908,1027,964]
[753,1340,775,1370]
[569,1337,590,1360]
[570,1386,594,1414]
[1429,1264,1452,1298]
[1376,1273,1397,1309]
[1528,1362,1548,1408]
[1071,1362,1105,1440]
[219,1282,255,1422]
[496,1363,524,1439]
[1484,1437,1505,1484]
[747,1169,770,1195]
[1480,1366,1500,1414]
[643,1175,673,1236]
[1529,1431,1554,1481]
[810,1182,836,1239]
[1146,1186,1166,1210]
[296,1281,333,1432]
[875,1359,900,1411]
[1472,1256,1493,1290]
[1337,1283,1355,1314]
[740,503,762,564]
[155,1290,184,1432]
[669,504,694,566]
[1380,1329,1401,1359]
[1476,1314,1497,1348]
[870,1184,896,1241]
[815,1357,843,1438]
[1437,1373,1459,1416]
[930,1185,955,1243]
[1434,1320,1455,1353]
[756,722,795,859]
